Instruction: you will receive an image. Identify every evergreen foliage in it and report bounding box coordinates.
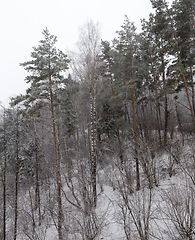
[11,28,70,117]
[1,2,195,239]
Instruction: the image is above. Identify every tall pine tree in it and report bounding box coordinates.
[12,28,70,240]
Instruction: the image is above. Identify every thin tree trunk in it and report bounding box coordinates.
[161,53,168,145]
[49,81,63,240]
[14,111,19,240]
[109,67,124,163]
[149,47,161,144]
[76,125,80,153]
[130,55,140,191]
[26,165,36,237]
[190,65,195,114]
[167,6,195,126]
[3,157,6,240]
[32,118,41,227]
[139,83,149,142]
[89,72,97,207]
[58,103,72,180]
[2,109,7,240]
[35,138,41,226]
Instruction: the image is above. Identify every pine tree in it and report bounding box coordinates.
[171,0,195,113]
[165,0,195,126]
[112,16,141,190]
[101,40,124,162]
[150,0,176,145]
[141,15,162,144]
[11,28,70,240]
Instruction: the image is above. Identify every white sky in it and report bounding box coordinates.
[0,0,172,106]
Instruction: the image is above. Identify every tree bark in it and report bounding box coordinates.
[149,47,161,144]
[190,65,195,114]
[109,63,124,163]
[2,109,7,240]
[89,72,97,207]
[130,55,140,191]
[167,6,195,126]
[14,110,19,240]
[34,132,41,226]
[161,52,168,145]
[49,79,63,240]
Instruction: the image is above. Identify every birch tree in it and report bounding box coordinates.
[72,20,101,207]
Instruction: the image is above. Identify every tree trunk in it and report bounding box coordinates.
[149,48,161,144]
[109,66,124,163]
[49,81,63,240]
[2,109,7,240]
[167,6,195,126]
[140,84,149,142]
[130,56,140,191]
[26,168,36,237]
[190,65,195,114]
[14,111,19,240]
[35,137,41,226]
[89,72,97,207]
[161,53,168,145]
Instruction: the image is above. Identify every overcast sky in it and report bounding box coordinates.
[0,0,172,106]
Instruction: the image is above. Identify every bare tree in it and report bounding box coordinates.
[110,153,155,240]
[160,179,195,240]
[71,19,101,207]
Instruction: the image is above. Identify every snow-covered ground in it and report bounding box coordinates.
[8,138,195,239]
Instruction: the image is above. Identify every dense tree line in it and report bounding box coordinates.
[0,0,195,239]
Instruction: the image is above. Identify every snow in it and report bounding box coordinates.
[7,139,195,240]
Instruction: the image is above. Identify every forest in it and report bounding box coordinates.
[0,0,195,239]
